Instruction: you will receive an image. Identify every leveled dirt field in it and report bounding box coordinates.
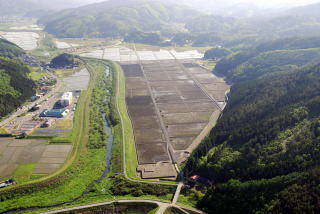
[121,60,230,178]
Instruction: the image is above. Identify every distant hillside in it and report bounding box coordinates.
[285,2,320,18]
[256,37,320,52]
[186,15,237,34]
[216,48,320,82]
[179,2,320,48]
[0,57,35,119]
[185,63,320,213]
[39,0,199,38]
[213,36,320,82]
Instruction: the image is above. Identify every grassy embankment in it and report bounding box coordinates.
[112,62,138,179]
[28,71,47,81]
[0,59,105,212]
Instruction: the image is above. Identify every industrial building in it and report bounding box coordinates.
[60,92,73,107]
[40,109,69,118]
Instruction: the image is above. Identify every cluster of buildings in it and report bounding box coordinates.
[40,92,73,118]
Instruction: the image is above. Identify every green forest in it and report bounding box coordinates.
[185,59,320,213]
[0,40,35,120]
[39,0,198,39]
[0,38,24,58]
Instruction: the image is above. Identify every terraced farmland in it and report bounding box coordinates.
[121,60,230,179]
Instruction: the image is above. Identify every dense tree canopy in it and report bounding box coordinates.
[0,57,35,119]
[186,63,320,213]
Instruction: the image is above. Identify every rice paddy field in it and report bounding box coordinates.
[80,47,204,62]
[121,59,230,178]
[0,31,39,50]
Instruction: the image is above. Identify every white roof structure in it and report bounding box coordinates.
[61,92,73,100]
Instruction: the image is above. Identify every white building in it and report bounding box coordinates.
[60,92,73,107]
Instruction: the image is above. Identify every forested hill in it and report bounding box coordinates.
[0,39,35,119]
[39,0,199,38]
[213,37,320,83]
[185,63,320,213]
[0,57,35,119]
[0,38,24,58]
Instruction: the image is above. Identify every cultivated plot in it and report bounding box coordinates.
[81,47,204,62]
[121,60,229,178]
[0,138,71,179]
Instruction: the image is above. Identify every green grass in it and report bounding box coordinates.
[0,128,8,134]
[148,207,159,214]
[54,69,76,78]
[113,62,139,179]
[196,60,216,71]
[13,163,36,183]
[29,71,47,81]
[177,195,198,209]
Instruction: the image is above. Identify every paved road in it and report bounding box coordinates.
[40,199,203,214]
[0,75,62,128]
[172,182,184,205]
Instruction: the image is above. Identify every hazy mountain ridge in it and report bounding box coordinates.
[0,0,105,16]
[39,0,200,38]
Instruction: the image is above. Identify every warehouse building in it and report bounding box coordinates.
[40,109,69,118]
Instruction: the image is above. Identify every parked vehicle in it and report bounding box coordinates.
[0,179,17,188]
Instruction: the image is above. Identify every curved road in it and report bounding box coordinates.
[40,199,204,214]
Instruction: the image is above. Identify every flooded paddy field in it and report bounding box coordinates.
[80,47,204,62]
[63,68,90,92]
[0,31,39,50]
[121,59,229,178]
